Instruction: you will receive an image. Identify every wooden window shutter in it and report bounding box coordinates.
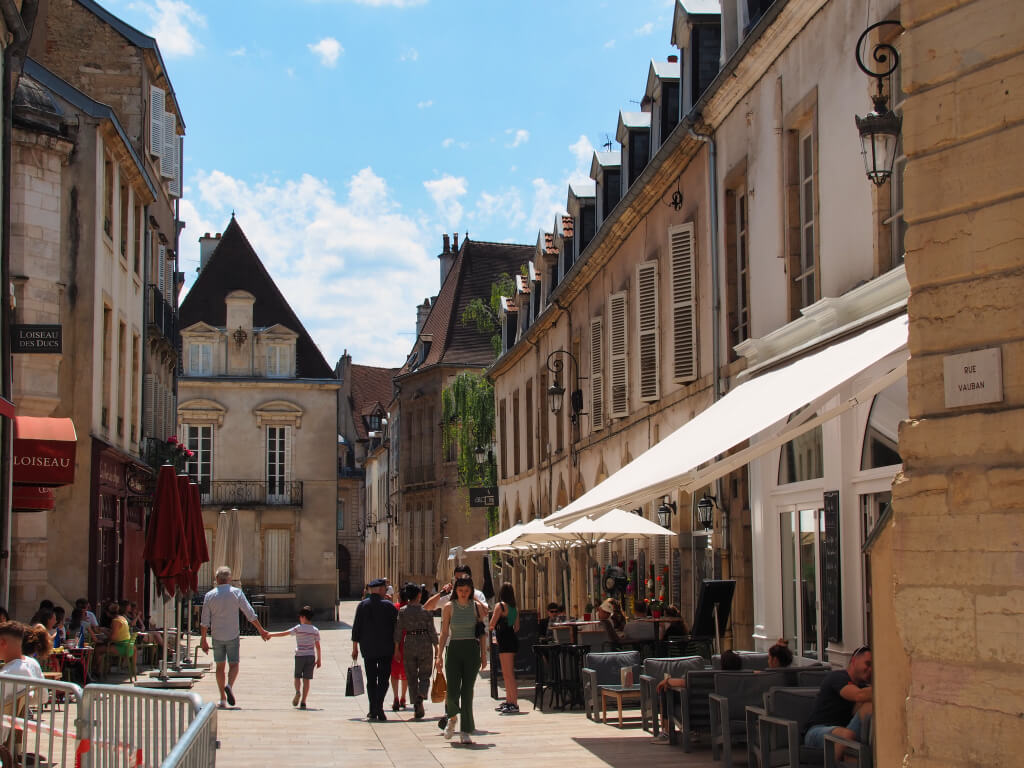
[589,316,604,431]
[169,136,183,198]
[608,291,628,418]
[157,243,166,292]
[143,374,155,436]
[669,223,697,382]
[161,112,176,178]
[636,261,660,402]
[149,86,165,159]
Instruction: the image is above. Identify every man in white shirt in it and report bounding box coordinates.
[200,566,269,709]
[423,565,487,611]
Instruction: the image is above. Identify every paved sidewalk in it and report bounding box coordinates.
[191,601,721,767]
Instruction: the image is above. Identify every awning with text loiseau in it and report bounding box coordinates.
[12,485,56,511]
[13,416,77,486]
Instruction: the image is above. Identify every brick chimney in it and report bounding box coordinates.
[439,233,455,286]
[416,298,432,336]
[199,232,221,272]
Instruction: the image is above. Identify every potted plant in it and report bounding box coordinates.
[649,598,664,618]
[584,602,593,621]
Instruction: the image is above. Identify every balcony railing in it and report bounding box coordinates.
[204,480,303,507]
[146,283,177,343]
[403,464,435,486]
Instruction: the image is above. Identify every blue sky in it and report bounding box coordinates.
[106,0,682,367]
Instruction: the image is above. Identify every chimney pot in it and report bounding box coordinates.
[667,54,678,63]
[453,232,459,251]
[442,233,450,254]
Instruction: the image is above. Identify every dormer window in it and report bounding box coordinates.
[618,112,652,189]
[673,2,722,112]
[367,413,382,431]
[742,0,774,35]
[646,58,681,148]
[189,342,212,376]
[266,344,291,377]
[591,151,622,225]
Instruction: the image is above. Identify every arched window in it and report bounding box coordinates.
[861,376,907,470]
[778,423,824,484]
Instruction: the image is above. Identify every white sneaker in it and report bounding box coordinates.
[459,732,472,744]
[443,714,457,740]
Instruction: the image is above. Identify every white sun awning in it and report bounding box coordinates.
[465,523,530,552]
[546,314,908,526]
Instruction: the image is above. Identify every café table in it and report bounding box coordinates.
[600,683,642,727]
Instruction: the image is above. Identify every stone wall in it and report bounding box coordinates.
[880,0,1024,763]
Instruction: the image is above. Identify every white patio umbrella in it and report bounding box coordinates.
[465,523,530,552]
[213,507,244,583]
[512,518,584,614]
[524,508,677,609]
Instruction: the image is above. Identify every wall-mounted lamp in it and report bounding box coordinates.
[546,349,586,425]
[854,20,904,186]
[695,493,717,531]
[657,496,677,529]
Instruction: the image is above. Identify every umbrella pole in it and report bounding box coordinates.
[184,592,193,667]
[160,591,169,679]
[173,594,182,671]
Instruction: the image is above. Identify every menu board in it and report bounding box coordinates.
[822,491,843,643]
[671,548,681,608]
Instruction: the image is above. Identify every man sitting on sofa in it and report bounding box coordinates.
[803,646,873,762]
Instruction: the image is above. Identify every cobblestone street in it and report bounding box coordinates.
[190,601,719,768]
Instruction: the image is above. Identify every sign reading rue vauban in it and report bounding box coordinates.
[943,347,1003,409]
[11,324,62,353]
[469,486,499,508]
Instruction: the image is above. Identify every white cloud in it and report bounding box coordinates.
[400,47,419,62]
[308,37,344,67]
[604,39,615,48]
[228,46,246,57]
[423,175,467,231]
[634,21,655,35]
[568,134,596,184]
[527,177,562,233]
[131,0,205,57]
[417,100,433,109]
[505,128,530,148]
[441,137,454,149]
[473,188,526,231]
[182,167,435,367]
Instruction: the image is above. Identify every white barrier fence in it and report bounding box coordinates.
[0,673,216,768]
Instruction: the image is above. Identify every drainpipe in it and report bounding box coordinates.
[688,123,732,604]
[0,0,38,608]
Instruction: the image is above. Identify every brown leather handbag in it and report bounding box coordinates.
[430,669,447,703]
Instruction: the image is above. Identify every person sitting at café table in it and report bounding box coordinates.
[803,645,873,763]
[660,605,687,640]
[596,598,626,644]
[768,639,794,668]
[539,603,564,639]
[651,650,743,743]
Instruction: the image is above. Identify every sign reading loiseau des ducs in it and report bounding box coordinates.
[11,324,62,353]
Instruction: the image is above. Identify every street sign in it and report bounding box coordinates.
[11,324,62,353]
[469,486,498,508]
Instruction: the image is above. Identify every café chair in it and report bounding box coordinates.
[746,686,820,768]
[581,650,640,721]
[708,670,786,765]
[101,635,138,682]
[639,655,704,733]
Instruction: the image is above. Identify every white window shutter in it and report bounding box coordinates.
[149,86,165,159]
[157,244,166,292]
[161,112,176,178]
[636,261,660,402]
[608,291,628,418]
[169,136,183,198]
[143,374,155,436]
[670,223,697,382]
[589,316,604,431]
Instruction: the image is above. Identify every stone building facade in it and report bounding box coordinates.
[177,219,339,618]
[872,0,1024,763]
[366,235,532,589]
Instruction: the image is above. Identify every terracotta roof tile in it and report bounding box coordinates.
[350,364,397,440]
[562,215,574,238]
[398,238,533,376]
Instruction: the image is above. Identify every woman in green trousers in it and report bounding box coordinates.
[435,576,488,744]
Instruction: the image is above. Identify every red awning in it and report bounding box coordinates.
[13,416,77,486]
[12,485,55,511]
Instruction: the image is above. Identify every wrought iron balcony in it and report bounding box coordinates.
[204,480,303,507]
[403,464,435,486]
[146,283,178,343]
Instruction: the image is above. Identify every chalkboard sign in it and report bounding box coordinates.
[822,491,843,643]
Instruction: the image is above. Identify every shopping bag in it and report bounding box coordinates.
[430,669,447,703]
[346,664,365,697]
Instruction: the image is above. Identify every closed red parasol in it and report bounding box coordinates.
[176,478,209,594]
[143,464,187,596]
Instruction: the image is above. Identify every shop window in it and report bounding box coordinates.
[861,376,907,470]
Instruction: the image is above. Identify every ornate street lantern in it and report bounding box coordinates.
[854,20,904,186]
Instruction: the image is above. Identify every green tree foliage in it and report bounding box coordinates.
[460,272,516,356]
[442,372,498,531]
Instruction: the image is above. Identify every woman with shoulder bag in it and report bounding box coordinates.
[435,576,488,745]
[489,582,521,713]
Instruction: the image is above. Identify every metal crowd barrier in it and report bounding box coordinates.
[0,672,83,768]
[77,684,205,768]
[159,703,217,768]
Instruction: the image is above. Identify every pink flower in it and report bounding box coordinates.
[167,435,179,446]
[185,449,195,458]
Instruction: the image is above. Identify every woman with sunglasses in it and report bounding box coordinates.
[435,576,488,744]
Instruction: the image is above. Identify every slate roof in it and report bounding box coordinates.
[179,216,334,378]
[398,238,532,376]
[350,364,398,440]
